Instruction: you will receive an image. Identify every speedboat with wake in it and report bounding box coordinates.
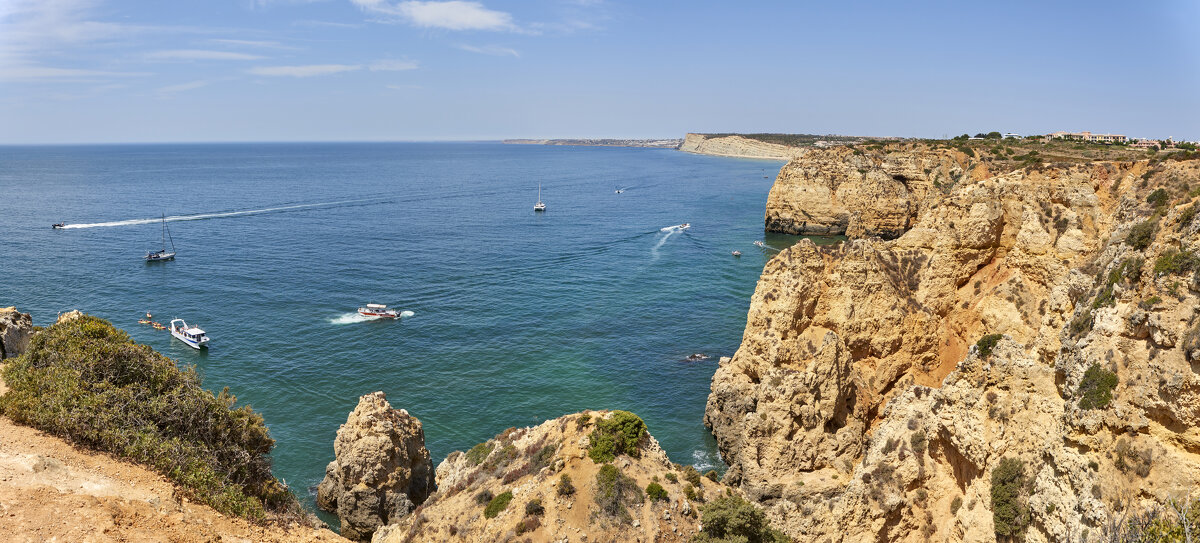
[358,303,403,318]
[169,319,209,349]
[753,240,765,248]
[52,222,66,229]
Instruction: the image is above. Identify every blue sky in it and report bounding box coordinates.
[1,0,1197,143]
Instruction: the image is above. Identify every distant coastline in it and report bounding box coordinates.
[501,138,683,148]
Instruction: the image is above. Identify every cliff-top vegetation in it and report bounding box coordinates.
[0,315,299,521]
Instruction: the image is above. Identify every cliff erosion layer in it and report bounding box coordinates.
[679,133,805,160]
[709,148,1200,541]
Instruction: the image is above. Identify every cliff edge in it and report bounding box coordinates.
[679,133,805,160]
[709,146,1200,541]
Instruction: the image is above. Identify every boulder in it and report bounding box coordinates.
[0,307,33,359]
[316,392,434,541]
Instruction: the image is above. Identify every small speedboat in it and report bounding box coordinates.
[51,222,65,229]
[615,188,625,194]
[169,319,209,349]
[358,303,402,318]
[753,240,765,248]
[732,250,742,257]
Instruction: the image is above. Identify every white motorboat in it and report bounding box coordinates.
[169,319,209,349]
[145,213,176,262]
[731,250,742,257]
[358,303,402,318]
[753,240,765,248]
[676,223,690,230]
[534,183,546,212]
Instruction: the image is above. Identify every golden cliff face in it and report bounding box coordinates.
[709,149,1200,541]
[679,133,806,160]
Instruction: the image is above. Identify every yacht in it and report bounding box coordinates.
[358,303,402,318]
[145,213,176,262]
[534,183,546,212]
[169,319,209,349]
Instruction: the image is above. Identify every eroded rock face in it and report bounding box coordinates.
[0,307,34,359]
[316,392,434,541]
[678,133,805,160]
[763,147,970,239]
[711,156,1200,541]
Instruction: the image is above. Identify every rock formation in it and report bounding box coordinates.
[708,144,1200,541]
[317,391,435,541]
[679,133,806,160]
[373,410,728,543]
[0,307,33,360]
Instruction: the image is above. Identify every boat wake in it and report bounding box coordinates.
[61,197,389,229]
[329,310,413,325]
[651,229,676,257]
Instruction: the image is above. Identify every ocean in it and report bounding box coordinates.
[0,142,826,512]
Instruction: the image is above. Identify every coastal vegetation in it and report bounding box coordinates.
[693,494,790,543]
[586,410,648,463]
[974,333,1003,359]
[1077,364,1118,410]
[0,315,297,521]
[990,457,1030,539]
[595,463,643,521]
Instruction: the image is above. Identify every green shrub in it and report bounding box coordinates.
[991,457,1029,538]
[693,494,790,543]
[684,483,703,502]
[975,334,1003,359]
[646,482,668,502]
[1126,220,1158,250]
[466,441,494,466]
[664,472,678,483]
[1101,497,1200,540]
[1147,188,1170,209]
[1139,296,1162,310]
[1077,364,1117,410]
[0,315,295,520]
[524,498,544,516]
[1153,248,1200,275]
[950,496,963,514]
[529,440,558,472]
[910,431,927,454]
[595,464,642,521]
[484,491,513,518]
[705,470,720,482]
[557,473,575,496]
[683,465,703,487]
[587,411,647,463]
[1179,205,1197,227]
[475,489,494,505]
[576,413,591,429]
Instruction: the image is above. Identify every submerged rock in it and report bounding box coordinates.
[0,307,33,359]
[316,391,434,541]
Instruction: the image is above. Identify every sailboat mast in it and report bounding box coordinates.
[161,213,166,251]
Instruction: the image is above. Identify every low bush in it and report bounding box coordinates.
[475,489,494,505]
[0,315,295,520]
[524,498,544,516]
[587,411,647,463]
[557,473,575,496]
[529,441,558,472]
[1153,248,1200,276]
[1147,188,1170,209]
[646,482,668,502]
[950,496,963,514]
[975,334,1003,359]
[683,465,703,487]
[465,442,494,466]
[910,431,927,454]
[1179,205,1197,227]
[693,494,790,543]
[705,470,720,482]
[1126,220,1158,250]
[483,491,513,519]
[514,515,541,535]
[991,457,1029,539]
[1101,497,1200,540]
[683,483,704,503]
[1077,364,1118,410]
[664,472,678,483]
[1070,310,1094,337]
[595,464,642,522]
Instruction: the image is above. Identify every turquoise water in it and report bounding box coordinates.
[0,143,817,511]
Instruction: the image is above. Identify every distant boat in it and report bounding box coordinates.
[51,222,65,229]
[534,183,546,212]
[169,318,209,349]
[145,213,176,262]
[615,187,625,194]
[677,223,690,230]
[732,250,742,257]
[753,240,765,248]
[358,303,402,318]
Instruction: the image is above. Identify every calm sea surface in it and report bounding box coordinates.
[0,142,824,513]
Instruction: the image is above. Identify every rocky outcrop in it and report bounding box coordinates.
[317,392,435,541]
[709,150,1200,541]
[763,146,976,239]
[679,133,805,160]
[374,410,728,543]
[0,307,33,360]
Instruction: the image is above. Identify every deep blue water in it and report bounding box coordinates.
[0,142,818,512]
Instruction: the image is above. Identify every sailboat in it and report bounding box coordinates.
[534,183,546,212]
[145,213,176,262]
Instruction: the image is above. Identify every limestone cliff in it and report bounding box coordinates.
[708,150,1200,541]
[679,133,805,160]
[374,410,729,543]
[0,307,33,360]
[317,392,435,541]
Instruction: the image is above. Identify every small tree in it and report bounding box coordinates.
[991,458,1029,538]
[694,494,790,543]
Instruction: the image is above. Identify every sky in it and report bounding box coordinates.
[1,0,1198,144]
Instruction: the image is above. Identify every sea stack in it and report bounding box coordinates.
[316,391,435,541]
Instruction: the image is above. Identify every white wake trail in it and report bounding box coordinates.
[62,198,385,229]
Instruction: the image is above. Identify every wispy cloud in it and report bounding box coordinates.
[292,20,364,29]
[156,80,210,94]
[369,59,419,71]
[209,39,294,49]
[455,44,518,57]
[350,0,517,31]
[146,49,265,61]
[247,64,361,77]
[0,65,147,82]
